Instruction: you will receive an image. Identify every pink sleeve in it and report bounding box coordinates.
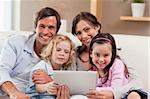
[96,59,127,91]
[96,86,113,92]
[110,59,127,88]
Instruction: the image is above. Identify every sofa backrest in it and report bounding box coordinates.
[112,34,149,91]
[0,31,149,91]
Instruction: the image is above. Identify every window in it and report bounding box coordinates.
[0,0,12,31]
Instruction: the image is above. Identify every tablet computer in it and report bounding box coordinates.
[53,71,97,95]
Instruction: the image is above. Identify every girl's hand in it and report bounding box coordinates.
[86,89,114,99]
[32,70,52,84]
[56,85,70,99]
[47,83,59,95]
[9,90,30,99]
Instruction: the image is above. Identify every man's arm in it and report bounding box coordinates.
[1,81,30,99]
[1,81,18,96]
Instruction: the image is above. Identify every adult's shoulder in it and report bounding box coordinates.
[6,33,35,46]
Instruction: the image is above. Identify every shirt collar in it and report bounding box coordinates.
[23,33,36,57]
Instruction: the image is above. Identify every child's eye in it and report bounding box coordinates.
[104,54,109,57]
[56,48,61,51]
[64,50,69,54]
[95,53,100,57]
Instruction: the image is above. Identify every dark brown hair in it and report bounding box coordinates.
[72,12,101,35]
[34,7,61,32]
[89,33,129,84]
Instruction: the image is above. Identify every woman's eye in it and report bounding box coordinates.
[76,32,81,35]
[84,28,90,32]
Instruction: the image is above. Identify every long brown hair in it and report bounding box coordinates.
[89,33,129,84]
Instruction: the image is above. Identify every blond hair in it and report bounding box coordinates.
[41,34,75,68]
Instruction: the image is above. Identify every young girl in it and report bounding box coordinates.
[26,34,75,98]
[87,33,148,99]
[87,33,129,97]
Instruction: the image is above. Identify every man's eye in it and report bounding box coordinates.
[39,25,45,28]
[48,26,55,30]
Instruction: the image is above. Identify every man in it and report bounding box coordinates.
[0,7,61,98]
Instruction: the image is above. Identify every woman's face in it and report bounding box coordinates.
[75,20,99,47]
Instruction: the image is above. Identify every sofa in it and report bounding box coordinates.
[0,31,149,92]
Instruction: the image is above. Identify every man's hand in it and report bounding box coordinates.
[1,81,30,99]
[32,70,52,84]
[9,90,30,99]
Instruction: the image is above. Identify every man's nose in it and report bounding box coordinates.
[43,27,50,34]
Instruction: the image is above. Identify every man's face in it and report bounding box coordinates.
[35,16,57,47]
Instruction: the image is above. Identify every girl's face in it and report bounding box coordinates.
[76,20,99,47]
[51,41,71,66]
[90,43,112,71]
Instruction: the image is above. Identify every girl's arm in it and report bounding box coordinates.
[112,66,143,99]
[96,59,127,91]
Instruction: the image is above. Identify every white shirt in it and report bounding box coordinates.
[0,33,40,94]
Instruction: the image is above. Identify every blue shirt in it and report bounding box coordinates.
[0,33,41,94]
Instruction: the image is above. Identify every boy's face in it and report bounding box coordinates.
[90,43,112,71]
[51,41,71,67]
[35,16,57,47]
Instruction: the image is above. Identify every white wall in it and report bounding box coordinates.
[113,34,149,91]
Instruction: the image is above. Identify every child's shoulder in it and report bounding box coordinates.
[111,58,125,68]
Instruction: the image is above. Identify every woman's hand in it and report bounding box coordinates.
[86,90,114,99]
[32,70,52,84]
[56,85,70,99]
[9,90,30,99]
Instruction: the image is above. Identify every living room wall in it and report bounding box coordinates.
[100,0,150,36]
[12,0,150,36]
[12,0,90,32]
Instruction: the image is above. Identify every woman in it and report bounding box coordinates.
[71,12,143,99]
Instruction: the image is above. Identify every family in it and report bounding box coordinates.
[0,7,148,99]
